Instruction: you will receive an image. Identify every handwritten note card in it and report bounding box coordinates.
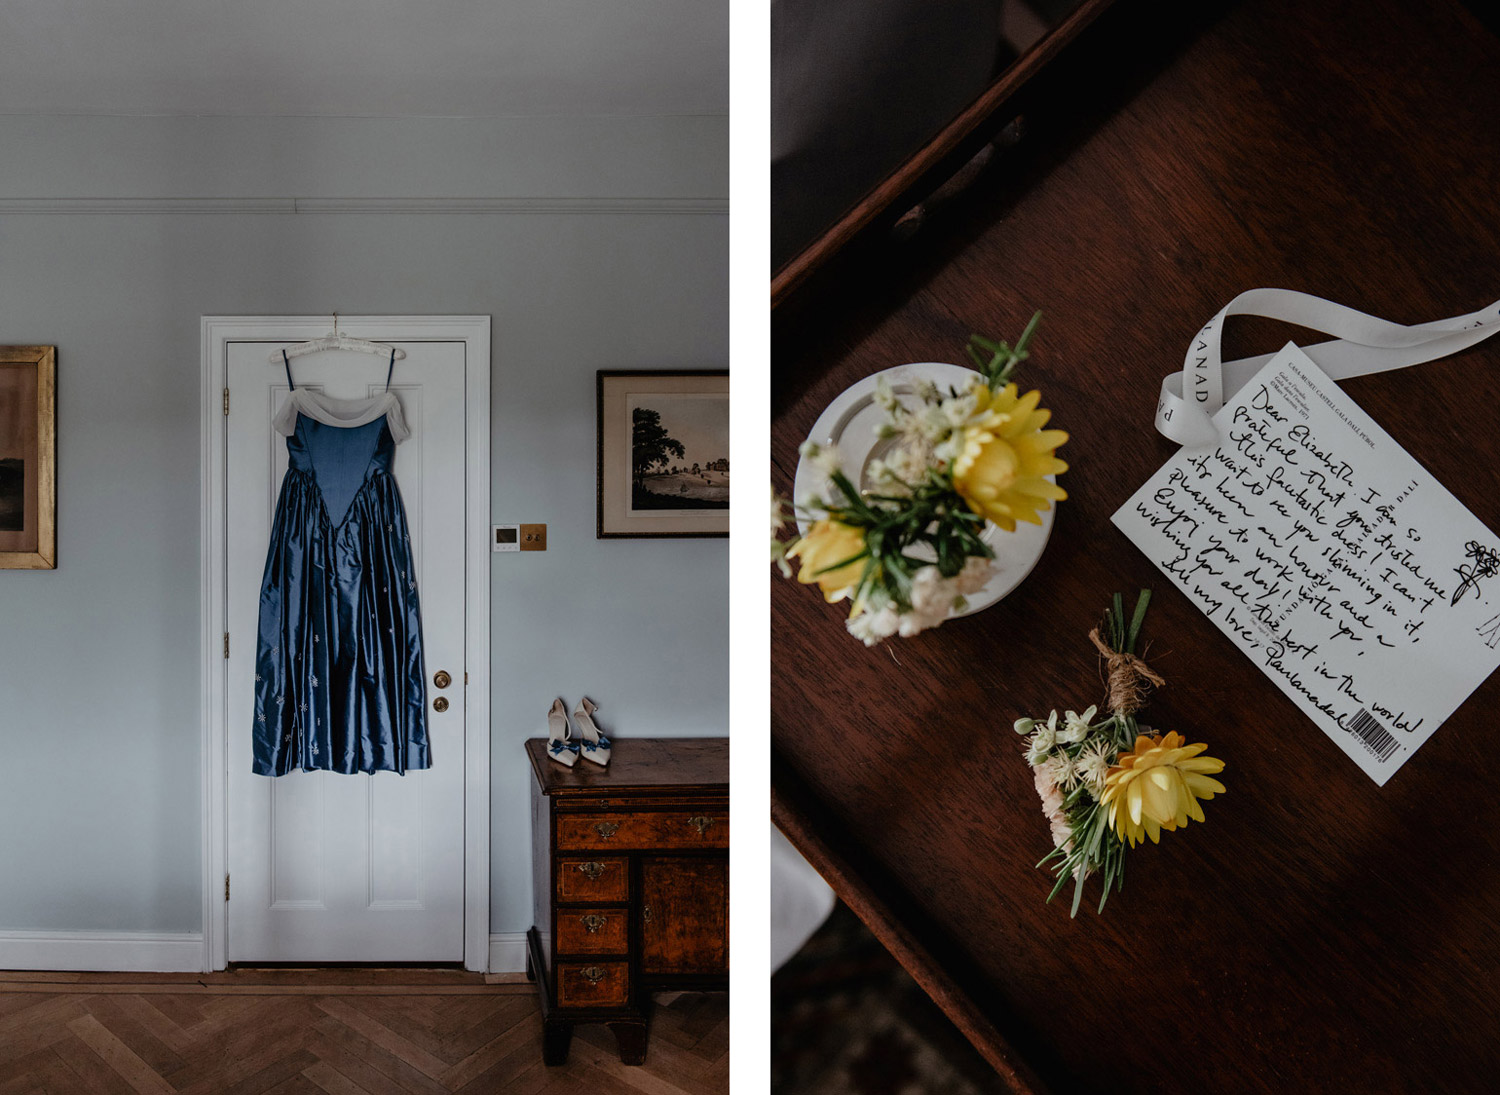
[1114,344,1500,784]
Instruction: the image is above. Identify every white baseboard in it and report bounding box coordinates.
[0,930,205,973]
[488,932,529,974]
[0,928,530,975]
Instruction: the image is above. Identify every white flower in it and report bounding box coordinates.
[1057,705,1097,744]
[953,556,993,595]
[894,566,959,637]
[1031,764,1073,850]
[915,404,953,444]
[1076,739,1114,791]
[1029,711,1058,754]
[874,375,899,412]
[1025,733,1053,767]
[1043,751,1079,791]
[863,456,915,497]
[798,440,841,477]
[884,443,930,486]
[912,379,940,403]
[847,603,901,646]
[771,489,787,538]
[940,390,978,429]
[908,566,957,614]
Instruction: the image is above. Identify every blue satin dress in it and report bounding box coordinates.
[252,352,429,776]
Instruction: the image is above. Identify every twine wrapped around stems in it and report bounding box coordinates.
[1088,627,1164,716]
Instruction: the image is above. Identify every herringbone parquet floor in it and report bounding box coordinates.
[0,970,728,1095]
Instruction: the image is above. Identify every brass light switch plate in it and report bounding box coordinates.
[520,523,547,551]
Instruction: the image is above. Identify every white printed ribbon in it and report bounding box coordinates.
[1154,289,1500,447]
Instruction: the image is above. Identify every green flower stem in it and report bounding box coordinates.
[1033,590,1157,916]
[966,311,1042,391]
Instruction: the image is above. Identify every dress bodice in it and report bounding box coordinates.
[287,414,394,528]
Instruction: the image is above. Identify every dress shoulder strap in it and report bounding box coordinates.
[283,349,295,390]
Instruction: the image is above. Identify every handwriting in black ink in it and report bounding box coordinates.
[1478,613,1500,649]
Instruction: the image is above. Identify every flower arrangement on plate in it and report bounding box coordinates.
[772,315,1069,645]
[1017,589,1226,916]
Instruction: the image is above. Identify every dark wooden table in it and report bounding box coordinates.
[524,738,728,1066]
[771,1,1500,1092]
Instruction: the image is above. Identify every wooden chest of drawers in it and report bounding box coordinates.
[525,737,728,1065]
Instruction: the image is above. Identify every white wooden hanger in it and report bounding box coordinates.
[268,314,407,363]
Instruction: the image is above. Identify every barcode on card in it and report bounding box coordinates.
[1348,708,1400,762]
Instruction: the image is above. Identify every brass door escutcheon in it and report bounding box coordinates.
[642,905,653,924]
[433,696,449,712]
[581,966,606,983]
[577,861,605,881]
[593,821,620,839]
[688,815,716,835]
[433,670,451,689]
[580,914,608,934]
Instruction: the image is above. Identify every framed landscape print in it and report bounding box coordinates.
[597,370,729,538]
[0,346,57,569]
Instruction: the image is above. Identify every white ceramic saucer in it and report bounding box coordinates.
[791,362,1055,616]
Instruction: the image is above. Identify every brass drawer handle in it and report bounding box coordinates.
[581,966,606,983]
[688,815,716,835]
[593,821,620,839]
[577,861,606,881]
[580,914,608,935]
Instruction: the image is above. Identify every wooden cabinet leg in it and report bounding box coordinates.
[542,1018,573,1066]
[609,1019,648,1066]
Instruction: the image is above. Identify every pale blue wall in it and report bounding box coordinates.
[0,115,728,937]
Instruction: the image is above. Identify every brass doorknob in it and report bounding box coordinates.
[433,696,449,712]
[433,671,451,689]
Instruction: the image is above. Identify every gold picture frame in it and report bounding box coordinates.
[597,370,729,538]
[0,346,57,569]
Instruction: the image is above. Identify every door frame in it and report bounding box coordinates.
[199,315,492,972]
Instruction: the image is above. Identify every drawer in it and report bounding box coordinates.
[555,811,729,851]
[556,907,628,955]
[557,961,629,1008]
[556,857,628,903]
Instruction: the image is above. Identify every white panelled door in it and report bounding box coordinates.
[226,340,466,962]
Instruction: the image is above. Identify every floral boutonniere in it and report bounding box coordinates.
[1015,590,1226,915]
[772,316,1069,645]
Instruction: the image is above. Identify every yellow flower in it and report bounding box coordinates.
[1100,731,1225,848]
[951,382,1068,532]
[787,519,868,605]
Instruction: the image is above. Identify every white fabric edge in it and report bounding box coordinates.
[1155,292,1500,447]
[273,389,410,442]
[770,826,836,972]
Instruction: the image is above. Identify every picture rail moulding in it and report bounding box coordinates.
[0,196,727,215]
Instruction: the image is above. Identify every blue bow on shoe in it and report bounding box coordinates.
[549,739,580,758]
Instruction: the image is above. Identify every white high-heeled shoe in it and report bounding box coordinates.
[546,698,579,767]
[573,697,612,767]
